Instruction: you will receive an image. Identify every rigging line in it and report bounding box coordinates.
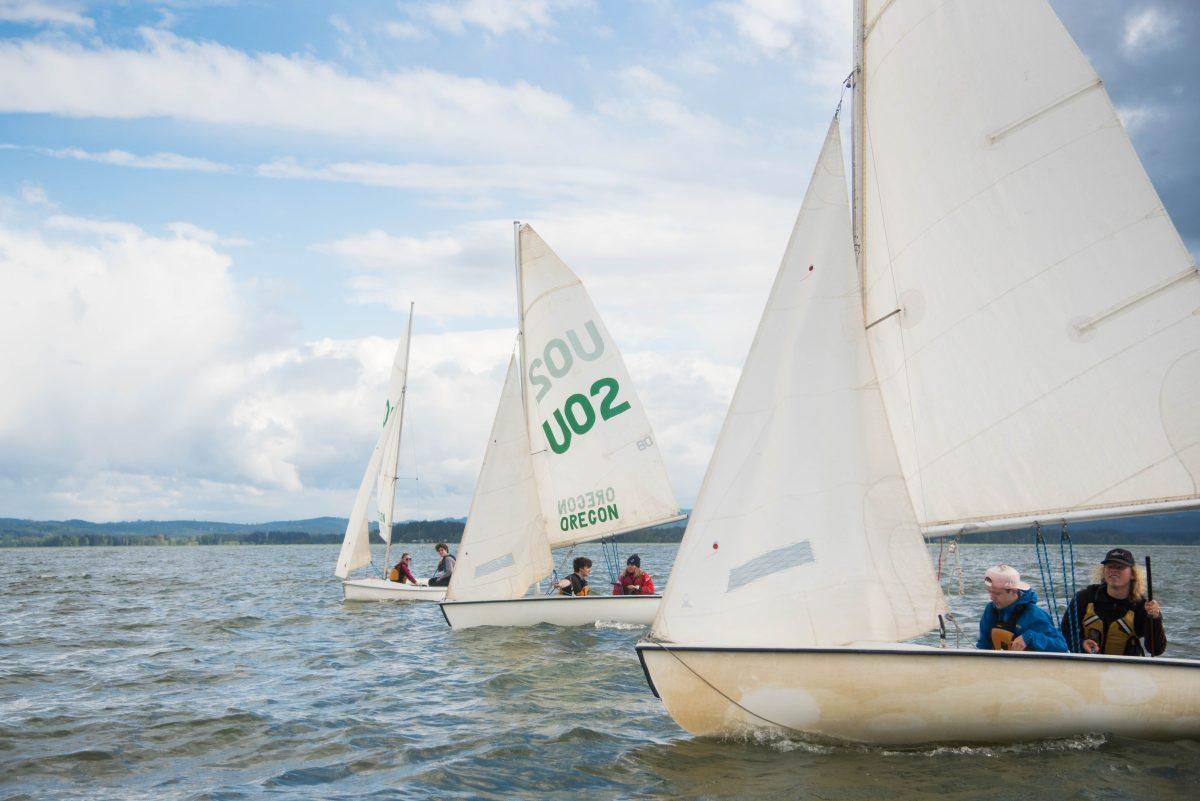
[645,640,810,736]
[1060,523,1081,653]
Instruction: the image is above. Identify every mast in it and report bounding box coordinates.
[382,301,414,574]
[513,221,528,419]
[851,0,866,299]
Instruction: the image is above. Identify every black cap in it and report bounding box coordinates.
[1101,548,1135,567]
[626,554,641,567]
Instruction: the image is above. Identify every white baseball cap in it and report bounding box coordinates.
[984,564,1030,591]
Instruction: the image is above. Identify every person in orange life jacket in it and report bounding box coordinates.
[975,565,1068,653]
[428,543,455,587]
[389,552,419,584]
[614,554,655,595]
[556,557,592,596]
[1059,548,1165,656]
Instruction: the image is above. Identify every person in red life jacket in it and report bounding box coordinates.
[389,553,419,584]
[1059,548,1165,656]
[615,554,655,595]
[556,556,592,596]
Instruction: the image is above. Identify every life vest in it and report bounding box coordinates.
[1082,601,1141,656]
[560,575,589,596]
[389,568,399,582]
[989,612,1019,651]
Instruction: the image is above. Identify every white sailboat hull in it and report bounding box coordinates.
[636,643,1200,745]
[342,578,447,602]
[441,594,660,630]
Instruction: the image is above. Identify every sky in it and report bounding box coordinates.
[1,0,1196,524]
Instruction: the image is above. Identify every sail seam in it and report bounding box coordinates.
[1073,267,1198,332]
[864,0,899,39]
[987,79,1103,143]
[864,0,955,81]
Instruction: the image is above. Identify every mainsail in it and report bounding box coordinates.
[857,0,1200,534]
[447,225,683,603]
[334,305,415,579]
[651,117,943,646]
[518,224,683,548]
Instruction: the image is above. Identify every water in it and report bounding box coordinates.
[2,543,1197,800]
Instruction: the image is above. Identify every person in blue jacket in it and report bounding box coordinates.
[976,564,1068,653]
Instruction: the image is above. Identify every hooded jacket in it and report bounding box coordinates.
[975,588,1069,653]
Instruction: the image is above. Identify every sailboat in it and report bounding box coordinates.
[337,303,445,602]
[439,223,685,629]
[637,0,1200,745]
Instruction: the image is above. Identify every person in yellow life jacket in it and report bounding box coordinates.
[555,557,592,596]
[1059,548,1165,656]
[975,565,1068,653]
[388,553,419,584]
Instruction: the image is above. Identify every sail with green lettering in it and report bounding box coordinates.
[517,224,683,549]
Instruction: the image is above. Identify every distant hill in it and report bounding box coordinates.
[3,508,1195,548]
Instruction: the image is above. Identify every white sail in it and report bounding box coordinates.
[335,312,414,578]
[651,117,943,646]
[518,224,683,548]
[376,304,414,546]
[335,420,390,578]
[858,0,1200,533]
[447,356,553,601]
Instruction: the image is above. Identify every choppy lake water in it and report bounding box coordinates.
[2,542,1198,800]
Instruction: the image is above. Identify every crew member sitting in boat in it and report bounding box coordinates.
[555,556,592,596]
[614,554,655,595]
[428,543,456,587]
[976,565,1068,653]
[1059,548,1165,656]
[389,553,419,584]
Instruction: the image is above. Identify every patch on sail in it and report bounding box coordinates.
[727,540,814,592]
[474,553,516,578]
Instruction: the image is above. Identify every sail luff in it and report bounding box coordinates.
[852,0,867,297]
[380,303,415,563]
[335,421,390,578]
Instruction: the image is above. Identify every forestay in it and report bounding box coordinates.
[518,224,682,548]
[447,357,553,602]
[651,117,944,646]
[859,0,1200,534]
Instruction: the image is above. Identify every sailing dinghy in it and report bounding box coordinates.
[440,224,684,629]
[638,0,1200,745]
[337,304,445,602]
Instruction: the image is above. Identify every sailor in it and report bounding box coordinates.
[615,554,655,595]
[389,553,419,584]
[976,565,1068,653]
[427,543,456,587]
[1059,548,1165,656]
[555,556,592,596]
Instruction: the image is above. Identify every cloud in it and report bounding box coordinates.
[0,0,91,27]
[0,203,538,522]
[0,29,576,153]
[44,146,233,173]
[1116,103,1168,134]
[1122,6,1180,57]
[415,0,589,37]
[715,0,850,82]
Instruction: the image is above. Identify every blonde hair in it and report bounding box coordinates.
[1090,564,1146,602]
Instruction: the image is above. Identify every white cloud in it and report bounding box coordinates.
[45,146,233,173]
[716,0,850,83]
[0,29,576,153]
[20,183,55,208]
[1122,6,1179,57]
[0,204,534,521]
[1116,103,1168,134]
[385,20,427,40]
[416,0,589,37]
[0,0,91,27]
